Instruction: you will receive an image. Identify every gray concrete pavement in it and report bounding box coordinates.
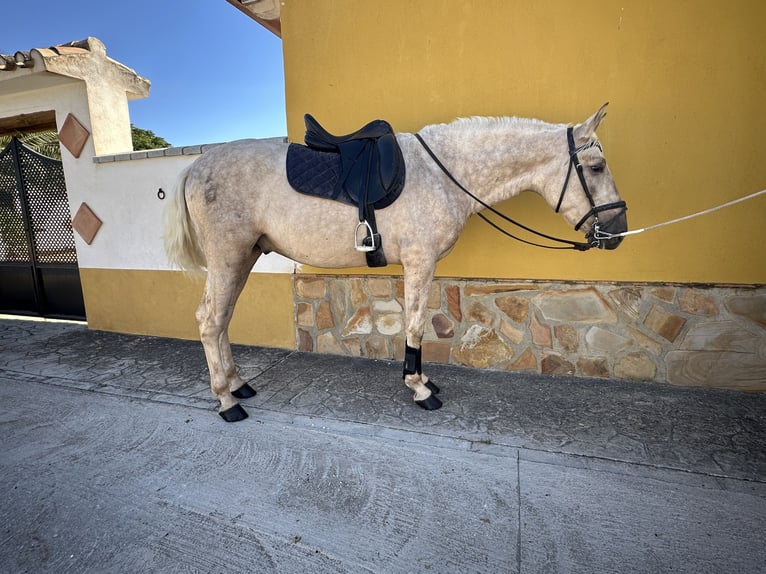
[0,317,764,573]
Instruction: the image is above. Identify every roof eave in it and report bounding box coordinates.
[224,0,282,37]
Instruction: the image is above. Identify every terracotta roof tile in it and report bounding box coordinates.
[0,39,93,72]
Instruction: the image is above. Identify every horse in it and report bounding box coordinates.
[164,103,628,422]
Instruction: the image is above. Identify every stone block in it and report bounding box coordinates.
[453,325,511,369]
[500,320,524,345]
[375,313,403,336]
[427,283,442,309]
[627,327,663,355]
[496,295,529,322]
[295,277,325,299]
[650,286,676,303]
[366,336,391,359]
[508,347,537,371]
[666,350,766,391]
[679,321,761,353]
[342,307,372,336]
[317,332,344,355]
[615,352,656,381]
[431,313,454,338]
[296,302,314,327]
[342,338,362,357]
[533,288,616,323]
[351,278,367,306]
[446,285,462,321]
[423,341,451,364]
[608,287,642,320]
[678,289,719,316]
[466,301,494,325]
[554,324,579,352]
[541,353,575,375]
[373,299,402,313]
[530,313,552,347]
[577,357,610,378]
[297,329,313,352]
[644,305,686,342]
[316,301,334,330]
[368,277,392,298]
[329,281,348,321]
[585,326,630,354]
[726,294,766,328]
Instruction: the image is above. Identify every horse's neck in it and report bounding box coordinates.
[421,118,562,211]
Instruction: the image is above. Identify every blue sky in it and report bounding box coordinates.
[1,0,286,146]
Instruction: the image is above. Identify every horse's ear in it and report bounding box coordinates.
[574,102,608,143]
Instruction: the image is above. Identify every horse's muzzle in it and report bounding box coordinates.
[588,211,627,250]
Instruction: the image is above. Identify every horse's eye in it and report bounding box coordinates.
[590,163,605,174]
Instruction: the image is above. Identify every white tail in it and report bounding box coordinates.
[164,165,206,272]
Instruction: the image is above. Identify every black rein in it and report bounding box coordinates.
[414,132,593,251]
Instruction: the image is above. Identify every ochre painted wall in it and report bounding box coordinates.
[80,269,296,348]
[281,0,765,284]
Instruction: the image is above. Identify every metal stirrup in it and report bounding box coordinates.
[354,220,377,252]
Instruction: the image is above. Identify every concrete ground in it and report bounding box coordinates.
[0,316,764,574]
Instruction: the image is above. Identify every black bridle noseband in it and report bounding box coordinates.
[415,127,625,251]
[556,127,627,238]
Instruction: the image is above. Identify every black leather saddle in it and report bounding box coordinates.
[286,114,406,267]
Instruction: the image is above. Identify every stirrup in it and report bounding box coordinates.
[354,220,377,252]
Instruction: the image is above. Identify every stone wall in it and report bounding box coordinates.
[294,275,766,391]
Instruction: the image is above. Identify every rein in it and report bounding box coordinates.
[414,132,598,251]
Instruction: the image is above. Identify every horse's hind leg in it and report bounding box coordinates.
[197,246,261,422]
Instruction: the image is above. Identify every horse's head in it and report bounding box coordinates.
[552,103,627,250]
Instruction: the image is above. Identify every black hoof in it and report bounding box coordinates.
[219,403,249,422]
[416,393,443,411]
[231,383,256,399]
[425,381,440,395]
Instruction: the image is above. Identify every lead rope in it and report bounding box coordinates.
[594,188,766,240]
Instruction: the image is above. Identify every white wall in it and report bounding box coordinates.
[81,151,295,273]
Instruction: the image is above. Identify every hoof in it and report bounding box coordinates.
[416,393,443,411]
[231,383,256,399]
[219,403,249,422]
[425,381,440,395]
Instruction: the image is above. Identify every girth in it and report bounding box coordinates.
[286,114,406,267]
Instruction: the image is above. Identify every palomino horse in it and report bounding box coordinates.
[165,103,627,422]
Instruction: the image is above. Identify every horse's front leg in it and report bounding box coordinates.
[401,260,443,410]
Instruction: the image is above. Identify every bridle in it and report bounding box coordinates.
[415,127,626,251]
[555,126,627,242]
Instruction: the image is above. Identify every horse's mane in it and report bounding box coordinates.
[451,115,562,132]
[425,115,564,140]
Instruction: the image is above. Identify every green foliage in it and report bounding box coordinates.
[0,125,171,158]
[131,124,171,150]
[0,131,61,159]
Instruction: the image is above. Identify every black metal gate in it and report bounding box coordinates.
[0,137,85,319]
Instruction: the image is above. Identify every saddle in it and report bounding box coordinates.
[286,114,406,267]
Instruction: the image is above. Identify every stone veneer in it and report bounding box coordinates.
[294,275,766,391]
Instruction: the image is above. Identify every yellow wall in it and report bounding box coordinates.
[80,269,296,348]
[281,0,766,284]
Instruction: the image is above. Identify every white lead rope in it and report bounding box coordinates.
[594,188,766,240]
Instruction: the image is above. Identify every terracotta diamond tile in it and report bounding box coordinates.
[58,113,90,158]
[72,202,102,245]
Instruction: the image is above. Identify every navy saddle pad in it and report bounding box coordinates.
[286,142,404,210]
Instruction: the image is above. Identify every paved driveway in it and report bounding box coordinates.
[1,318,764,573]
